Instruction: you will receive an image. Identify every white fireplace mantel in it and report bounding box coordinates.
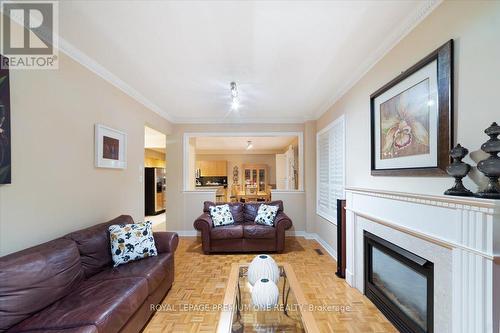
[345,187,500,333]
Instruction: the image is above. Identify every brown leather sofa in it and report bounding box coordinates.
[0,215,179,333]
[194,200,292,254]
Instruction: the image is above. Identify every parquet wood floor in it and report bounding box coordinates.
[144,237,397,333]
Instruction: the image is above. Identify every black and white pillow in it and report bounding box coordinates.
[109,221,157,267]
[254,204,279,226]
[209,204,235,227]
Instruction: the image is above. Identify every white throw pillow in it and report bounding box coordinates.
[254,204,279,226]
[209,204,235,227]
[109,221,157,267]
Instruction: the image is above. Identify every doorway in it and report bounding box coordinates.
[184,133,303,203]
[144,126,166,229]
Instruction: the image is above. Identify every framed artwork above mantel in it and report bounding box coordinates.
[370,40,453,176]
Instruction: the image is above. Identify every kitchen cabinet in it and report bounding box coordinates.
[196,160,227,176]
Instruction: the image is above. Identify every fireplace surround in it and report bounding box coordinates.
[364,231,434,333]
[345,188,500,333]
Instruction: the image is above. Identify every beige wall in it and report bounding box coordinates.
[271,191,306,232]
[196,154,277,187]
[165,123,308,233]
[304,121,317,234]
[315,1,500,250]
[0,51,172,255]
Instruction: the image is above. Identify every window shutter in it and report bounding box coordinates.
[317,130,330,215]
[317,115,345,223]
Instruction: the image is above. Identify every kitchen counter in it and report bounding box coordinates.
[236,191,271,202]
[195,185,227,203]
[196,185,227,189]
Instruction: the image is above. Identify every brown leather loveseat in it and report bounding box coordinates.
[194,200,292,254]
[0,215,178,333]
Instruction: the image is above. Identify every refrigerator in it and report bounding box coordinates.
[145,167,166,216]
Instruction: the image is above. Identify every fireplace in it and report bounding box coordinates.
[364,231,434,333]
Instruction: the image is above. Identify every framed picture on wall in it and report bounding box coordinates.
[0,55,11,184]
[95,124,127,169]
[370,40,453,176]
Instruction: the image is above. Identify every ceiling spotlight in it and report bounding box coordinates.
[246,140,253,150]
[230,81,239,110]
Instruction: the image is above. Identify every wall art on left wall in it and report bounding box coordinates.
[95,124,127,169]
[0,55,11,184]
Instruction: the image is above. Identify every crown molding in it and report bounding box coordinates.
[173,115,308,124]
[314,0,442,120]
[57,38,175,123]
[196,149,284,155]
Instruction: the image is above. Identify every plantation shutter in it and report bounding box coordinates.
[317,115,345,223]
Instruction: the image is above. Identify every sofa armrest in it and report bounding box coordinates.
[194,213,213,253]
[275,212,292,230]
[153,232,179,254]
[275,212,292,253]
[194,213,213,232]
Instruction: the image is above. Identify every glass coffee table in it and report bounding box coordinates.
[217,263,320,333]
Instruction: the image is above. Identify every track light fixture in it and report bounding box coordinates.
[230,81,240,110]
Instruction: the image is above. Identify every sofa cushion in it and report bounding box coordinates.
[10,277,148,333]
[243,201,283,222]
[65,215,134,278]
[89,253,173,293]
[208,204,235,227]
[109,221,158,267]
[204,201,244,223]
[210,224,243,240]
[243,223,276,239]
[0,238,84,332]
[254,204,279,226]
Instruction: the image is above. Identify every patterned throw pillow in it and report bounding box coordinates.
[254,204,279,226]
[109,221,157,267]
[209,204,235,227]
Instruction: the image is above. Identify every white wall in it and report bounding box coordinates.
[315,1,500,251]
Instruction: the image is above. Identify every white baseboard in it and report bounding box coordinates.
[311,234,338,260]
[285,230,315,238]
[169,230,197,237]
[345,269,354,287]
[286,231,337,260]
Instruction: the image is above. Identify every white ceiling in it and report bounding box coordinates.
[57,1,438,123]
[144,126,166,149]
[195,136,296,152]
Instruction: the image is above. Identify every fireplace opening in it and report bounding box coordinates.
[364,231,434,333]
